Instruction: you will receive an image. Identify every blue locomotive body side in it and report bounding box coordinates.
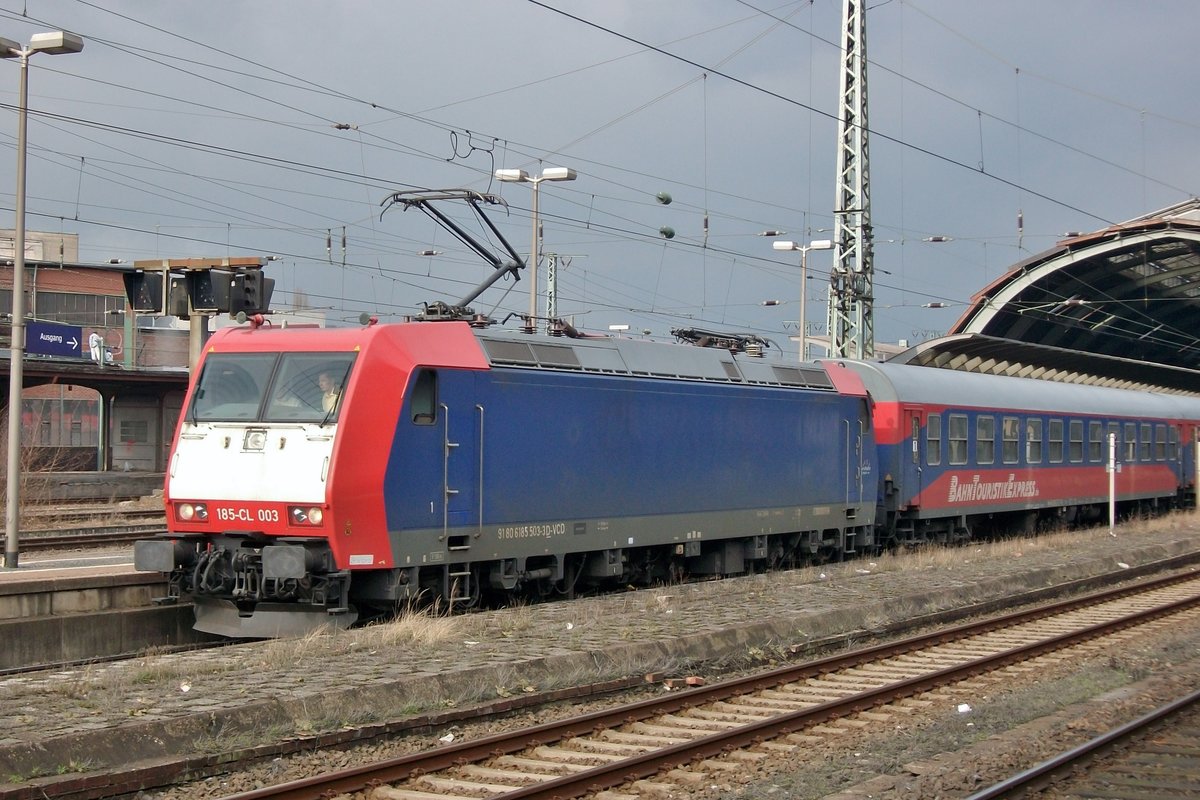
[383,356,876,578]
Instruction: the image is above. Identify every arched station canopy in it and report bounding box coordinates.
[896,199,1200,396]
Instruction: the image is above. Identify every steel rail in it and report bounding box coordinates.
[964,687,1200,800]
[216,571,1200,800]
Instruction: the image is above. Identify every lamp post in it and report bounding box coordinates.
[495,167,576,332]
[2,31,84,569]
[773,239,832,362]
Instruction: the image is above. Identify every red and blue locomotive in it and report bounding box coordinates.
[136,321,878,636]
[135,319,1200,637]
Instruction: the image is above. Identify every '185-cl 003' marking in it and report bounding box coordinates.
[215,507,280,523]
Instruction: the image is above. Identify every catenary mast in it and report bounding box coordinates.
[828,0,875,359]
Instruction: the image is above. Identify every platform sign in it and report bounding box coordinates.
[26,320,84,358]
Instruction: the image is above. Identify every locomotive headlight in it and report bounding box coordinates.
[243,428,268,451]
[176,502,208,522]
[288,505,324,526]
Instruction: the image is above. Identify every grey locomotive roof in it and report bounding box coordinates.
[837,359,1200,420]
[476,330,835,391]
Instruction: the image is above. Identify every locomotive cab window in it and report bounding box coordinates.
[189,353,278,422]
[410,369,437,425]
[263,353,356,423]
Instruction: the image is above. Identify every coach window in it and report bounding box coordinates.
[1169,426,1180,460]
[948,413,968,465]
[1048,419,1064,463]
[1068,420,1084,463]
[926,413,942,466]
[410,370,437,425]
[1026,419,1042,463]
[1124,422,1137,462]
[976,416,995,465]
[1155,424,1167,460]
[1140,423,1152,461]
[1088,421,1103,462]
[1002,417,1020,464]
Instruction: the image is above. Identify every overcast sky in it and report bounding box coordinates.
[0,0,1195,353]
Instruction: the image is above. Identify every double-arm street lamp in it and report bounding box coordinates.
[2,30,84,569]
[494,166,576,331]
[773,238,833,362]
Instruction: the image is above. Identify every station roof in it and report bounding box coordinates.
[895,199,1200,395]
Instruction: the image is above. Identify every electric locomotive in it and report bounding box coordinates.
[136,319,878,637]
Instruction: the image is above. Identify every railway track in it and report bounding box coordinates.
[213,571,1200,800]
[16,506,165,550]
[967,688,1200,800]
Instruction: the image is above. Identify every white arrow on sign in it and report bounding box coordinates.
[68,337,78,349]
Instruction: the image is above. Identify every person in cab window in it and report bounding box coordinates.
[318,371,341,412]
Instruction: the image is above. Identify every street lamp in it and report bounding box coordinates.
[2,30,84,570]
[773,239,833,362]
[494,166,577,332]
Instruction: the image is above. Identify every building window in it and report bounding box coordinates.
[119,419,149,443]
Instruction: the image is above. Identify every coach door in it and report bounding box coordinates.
[903,406,924,504]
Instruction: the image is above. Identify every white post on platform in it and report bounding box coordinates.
[1107,432,1117,537]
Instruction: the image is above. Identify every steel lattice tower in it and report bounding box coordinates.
[828,0,875,359]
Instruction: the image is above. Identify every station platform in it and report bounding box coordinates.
[0,549,208,671]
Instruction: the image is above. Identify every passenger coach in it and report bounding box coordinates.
[839,360,1200,544]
